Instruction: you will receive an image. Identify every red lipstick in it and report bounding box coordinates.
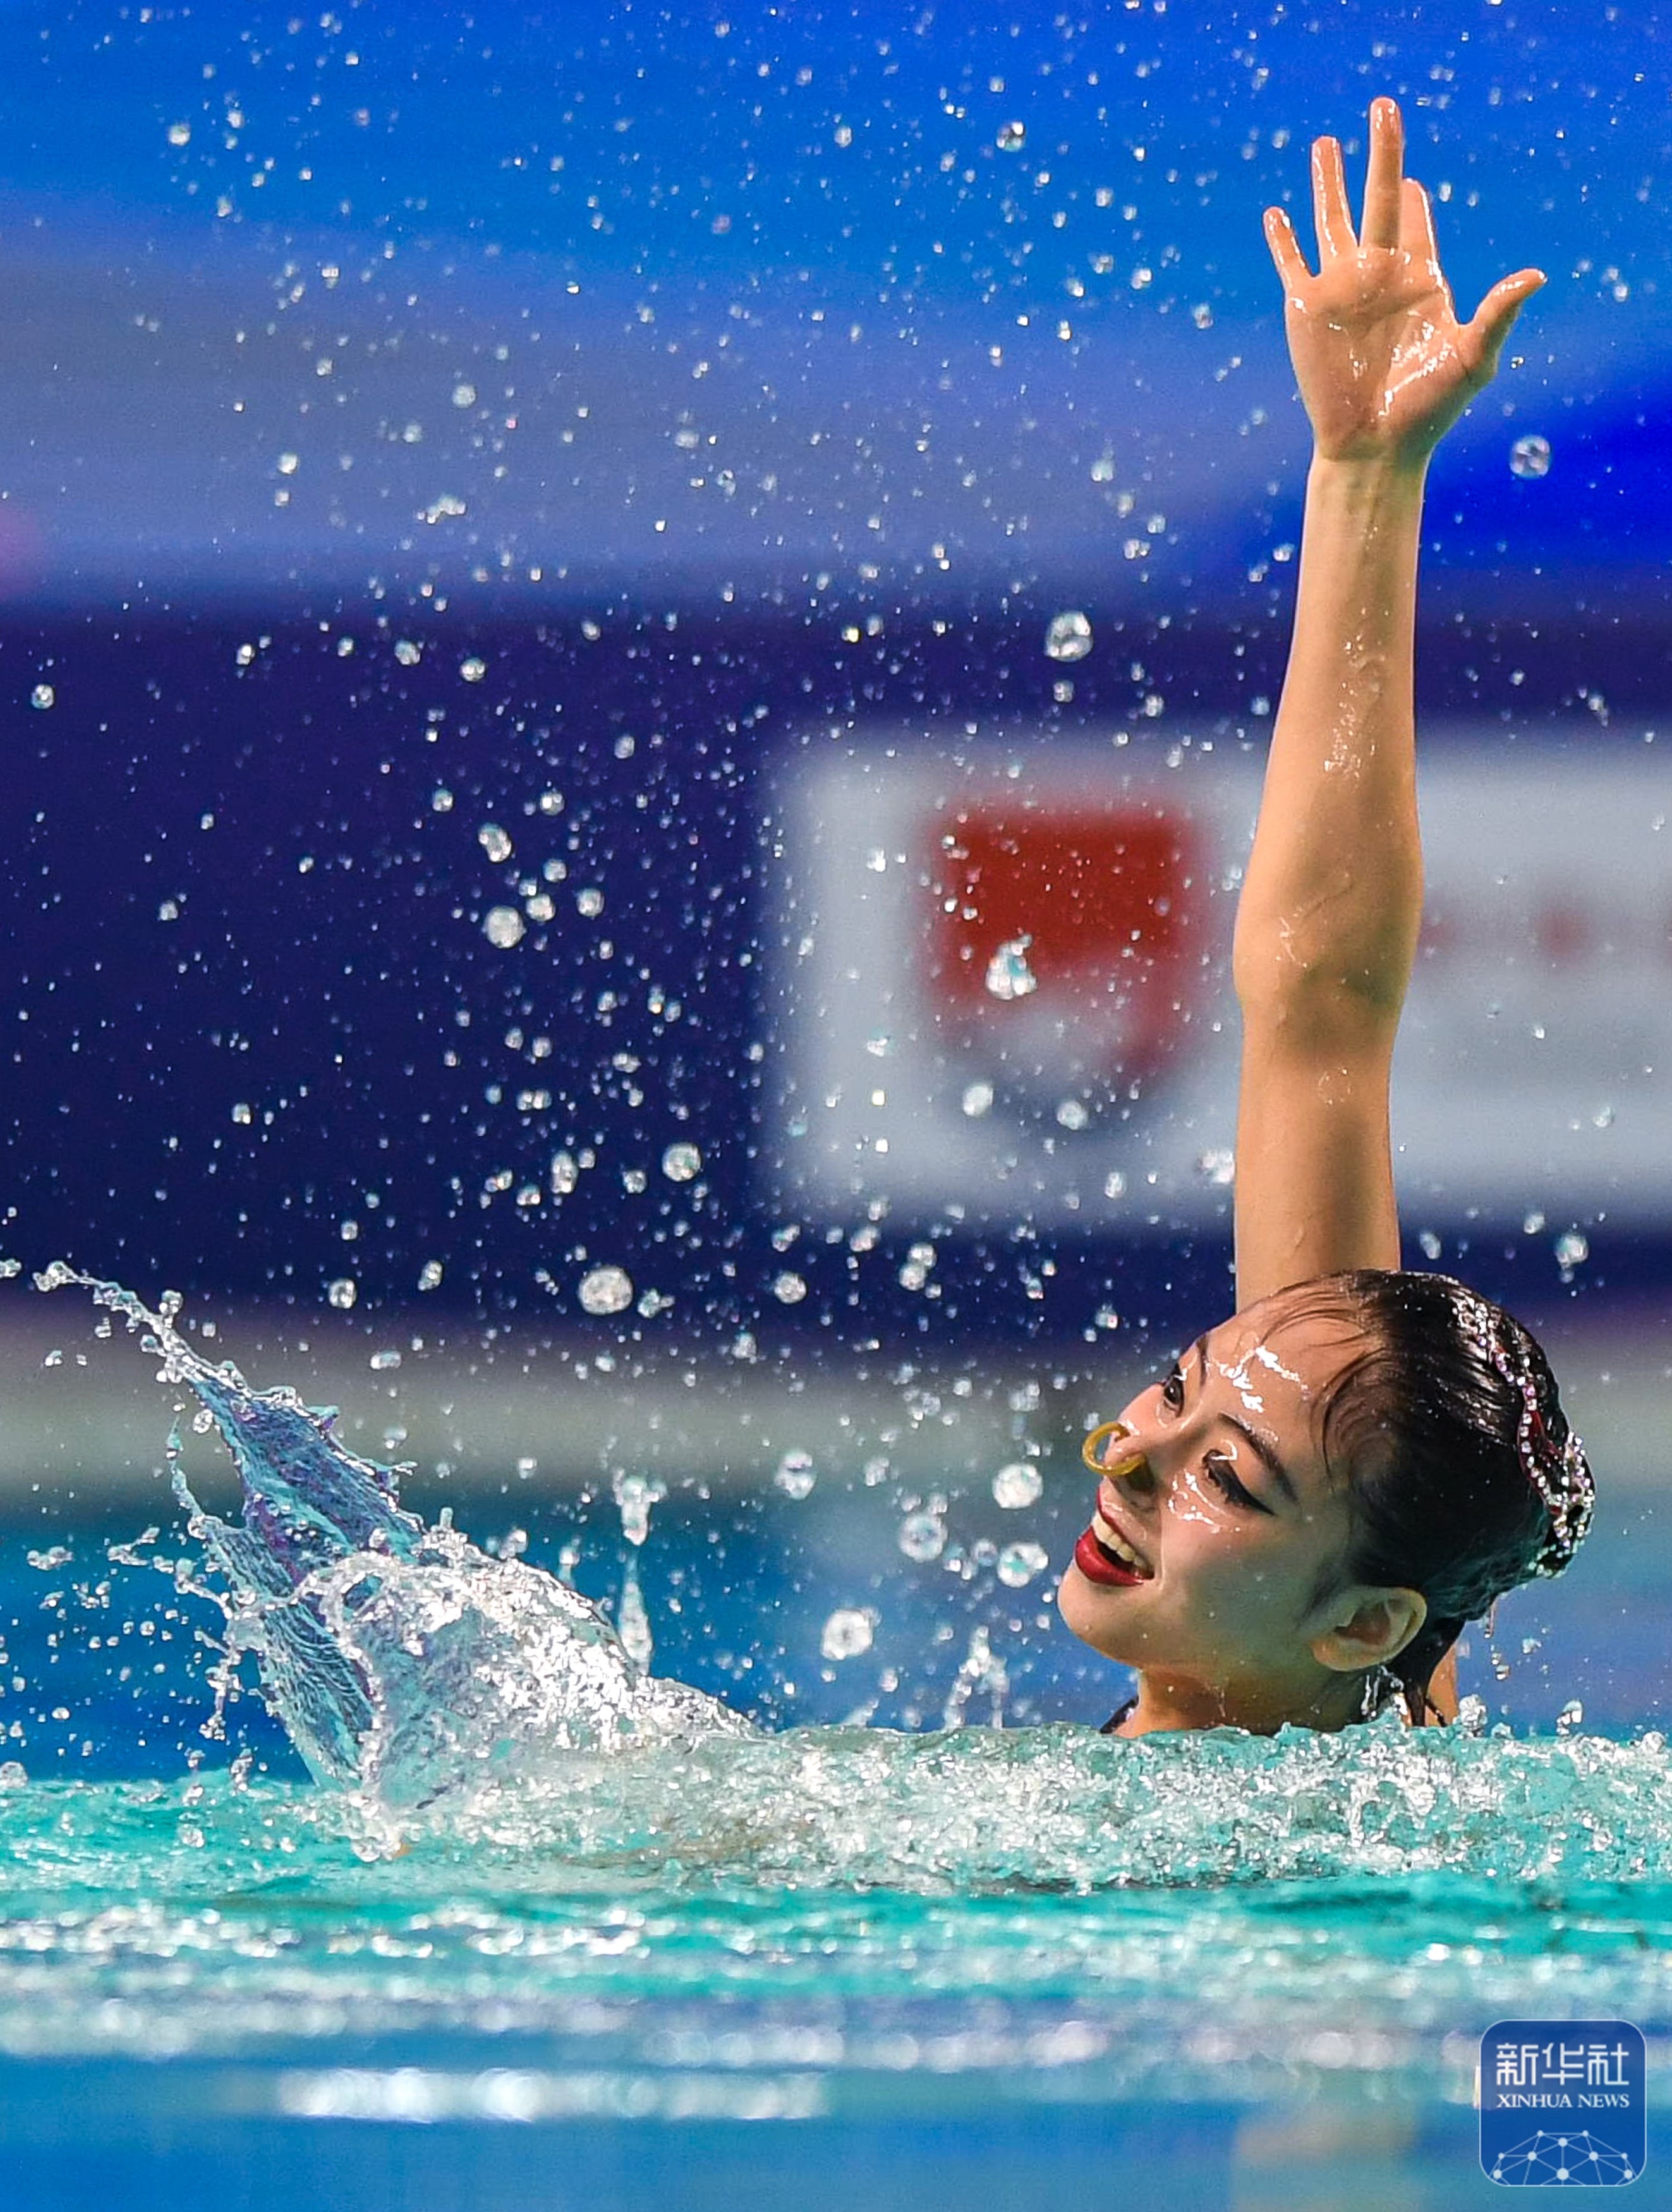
[1073,1523,1149,1588]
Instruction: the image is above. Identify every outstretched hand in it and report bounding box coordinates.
[1264,97,1543,466]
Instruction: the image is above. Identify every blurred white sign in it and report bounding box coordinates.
[769,727,1672,1230]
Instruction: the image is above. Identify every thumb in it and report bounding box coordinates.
[1463,267,1545,380]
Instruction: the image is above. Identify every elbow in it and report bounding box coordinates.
[1235,962,1405,1055]
[1233,913,1417,1033]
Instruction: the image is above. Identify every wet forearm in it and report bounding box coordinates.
[1233,456,1427,1027]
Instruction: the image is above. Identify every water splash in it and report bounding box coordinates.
[412,1712,1672,1893]
[942,1626,1008,1730]
[617,1556,653,1671]
[36,1267,753,1851]
[611,1469,665,1668]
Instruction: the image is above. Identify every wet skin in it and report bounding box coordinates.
[1058,1288,1427,1737]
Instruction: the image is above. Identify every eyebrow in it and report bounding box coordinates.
[1191,1339,1299,1507]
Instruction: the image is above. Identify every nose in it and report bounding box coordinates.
[1081,1420,1154,1491]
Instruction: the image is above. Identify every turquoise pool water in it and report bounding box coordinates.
[5,1734,1672,2206]
[4,1275,1671,2208]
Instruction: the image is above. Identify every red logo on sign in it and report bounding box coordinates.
[923,802,1206,1102]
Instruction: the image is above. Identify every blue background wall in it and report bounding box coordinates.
[1,0,1669,1349]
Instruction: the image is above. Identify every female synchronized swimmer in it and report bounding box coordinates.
[1058,97,1594,1737]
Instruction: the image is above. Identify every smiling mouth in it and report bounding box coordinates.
[1072,1508,1154,1589]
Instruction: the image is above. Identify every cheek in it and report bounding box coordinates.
[1163,1518,1298,1613]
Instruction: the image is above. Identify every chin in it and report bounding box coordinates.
[1056,1561,1136,1662]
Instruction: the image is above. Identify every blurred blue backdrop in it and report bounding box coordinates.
[2,0,1669,1341]
[0,0,1661,604]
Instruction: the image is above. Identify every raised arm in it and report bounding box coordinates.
[1232,97,1542,1309]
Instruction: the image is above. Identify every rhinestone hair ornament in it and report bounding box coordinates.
[1454,1286,1594,1577]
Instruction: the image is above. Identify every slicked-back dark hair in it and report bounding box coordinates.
[1283,1270,1589,1726]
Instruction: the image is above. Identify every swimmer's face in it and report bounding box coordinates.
[1058,1292,1386,1705]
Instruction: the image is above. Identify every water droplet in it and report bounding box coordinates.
[231,1102,253,1125]
[774,1449,816,1499]
[478,823,513,863]
[166,122,191,147]
[1510,434,1551,479]
[821,1607,874,1660]
[578,1265,634,1316]
[549,1152,579,1195]
[459,655,487,683]
[1103,1171,1127,1200]
[1554,1230,1589,1269]
[1045,609,1093,662]
[394,638,423,665]
[0,1258,20,1280]
[898,1510,947,1563]
[326,1277,358,1310]
[997,119,1027,151]
[1055,1098,1090,1132]
[1556,1696,1584,1735]
[961,1081,995,1117]
[483,906,525,948]
[617,1553,653,1669]
[942,1624,1007,1729]
[1522,1210,1546,1236]
[27,1545,71,1571]
[997,1540,1049,1588]
[992,1461,1043,1509]
[452,381,478,408]
[614,1470,665,1545]
[661,1141,702,1182]
[368,1349,402,1371]
[417,1260,444,1292]
[0,1761,25,1789]
[1197,1147,1235,1186]
[1592,1103,1615,1129]
[1418,1229,1443,1261]
[576,886,605,918]
[430,787,453,812]
[772,1270,808,1304]
[984,936,1038,1000]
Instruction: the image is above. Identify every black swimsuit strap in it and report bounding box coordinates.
[1101,1672,1407,1735]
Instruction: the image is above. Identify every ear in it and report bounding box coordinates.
[1309,1586,1427,1675]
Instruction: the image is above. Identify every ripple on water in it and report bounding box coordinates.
[1,1756,1672,2095]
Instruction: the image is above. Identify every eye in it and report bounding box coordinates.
[1160,1361,1186,1413]
[1204,1452,1268,1513]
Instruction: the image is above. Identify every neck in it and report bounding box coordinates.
[1117,1662,1376,1738]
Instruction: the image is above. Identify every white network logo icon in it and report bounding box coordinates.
[1491,2127,1637,2185]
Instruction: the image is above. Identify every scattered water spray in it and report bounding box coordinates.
[36,1267,753,1854]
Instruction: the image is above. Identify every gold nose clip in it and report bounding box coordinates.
[1082,1420,1146,1480]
